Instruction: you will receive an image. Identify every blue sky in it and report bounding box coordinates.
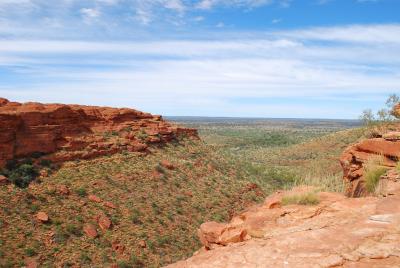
[0,0,399,118]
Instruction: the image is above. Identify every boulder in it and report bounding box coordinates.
[83,224,98,238]
[198,222,226,248]
[160,160,176,170]
[0,175,9,185]
[104,201,117,209]
[98,215,112,231]
[139,240,147,248]
[57,185,70,195]
[25,258,38,268]
[392,103,400,118]
[88,194,102,203]
[36,212,49,222]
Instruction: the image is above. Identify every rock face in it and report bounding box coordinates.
[167,183,400,268]
[392,103,400,118]
[340,131,400,197]
[0,98,198,168]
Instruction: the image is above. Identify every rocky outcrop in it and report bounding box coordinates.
[0,98,198,168]
[392,103,400,118]
[340,131,400,197]
[167,182,400,268]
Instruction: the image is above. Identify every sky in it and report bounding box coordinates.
[0,0,399,119]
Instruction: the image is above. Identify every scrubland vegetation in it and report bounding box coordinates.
[0,138,266,267]
[0,117,372,267]
[177,118,364,194]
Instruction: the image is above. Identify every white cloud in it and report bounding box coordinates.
[80,8,101,18]
[193,16,204,22]
[80,7,101,24]
[95,0,119,5]
[0,0,32,5]
[0,24,399,117]
[163,0,185,13]
[196,0,273,10]
[272,18,282,24]
[280,24,400,44]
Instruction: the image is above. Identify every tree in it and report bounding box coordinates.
[360,93,399,126]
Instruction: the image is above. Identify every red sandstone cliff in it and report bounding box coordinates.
[0,98,198,168]
[340,131,400,197]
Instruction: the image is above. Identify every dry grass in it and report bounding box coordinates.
[281,191,320,206]
[215,128,365,193]
[290,174,344,193]
[363,155,388,193]
[0,139,265,267]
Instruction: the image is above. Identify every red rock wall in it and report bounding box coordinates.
[340,132,400,197]
[0,98,198,168]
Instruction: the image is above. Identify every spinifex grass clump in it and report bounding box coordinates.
[281,191,320,206]
[363,155,388,193]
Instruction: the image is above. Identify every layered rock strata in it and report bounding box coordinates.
[0,98,198,167]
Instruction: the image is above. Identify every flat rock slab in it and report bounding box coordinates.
[167,184,400,268]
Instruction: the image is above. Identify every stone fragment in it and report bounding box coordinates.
[83,224,98,238]
[160,160,175,170]
[36,212,49,222]
[58,185,70,195]
[88,194,102,203]
[139,240,147,248]
[0,175,8,185]
[104,201,117,209]
[98,215,112,231]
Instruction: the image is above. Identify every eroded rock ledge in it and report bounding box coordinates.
[0,98,198,167]
[340,131,400,197]
[167,183,400,268]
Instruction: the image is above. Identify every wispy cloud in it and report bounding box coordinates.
[1,24,399,118]
[80,7,101,23]
[196,0,274,10]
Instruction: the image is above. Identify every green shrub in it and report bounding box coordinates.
[281,192,320,206]
[66,224,82,236]
[131,209,142,224]
[80,253,91,264]
[54,227,70,244]
[7,163,38,188]
[155,164,166,174]
[24,247,37,257]
[75,187,87,197]
[136,130,148,141]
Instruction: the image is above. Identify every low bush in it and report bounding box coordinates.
[5,163,38,188]
[75,187,87,197]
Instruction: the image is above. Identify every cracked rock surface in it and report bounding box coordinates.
[167,184,400,268]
